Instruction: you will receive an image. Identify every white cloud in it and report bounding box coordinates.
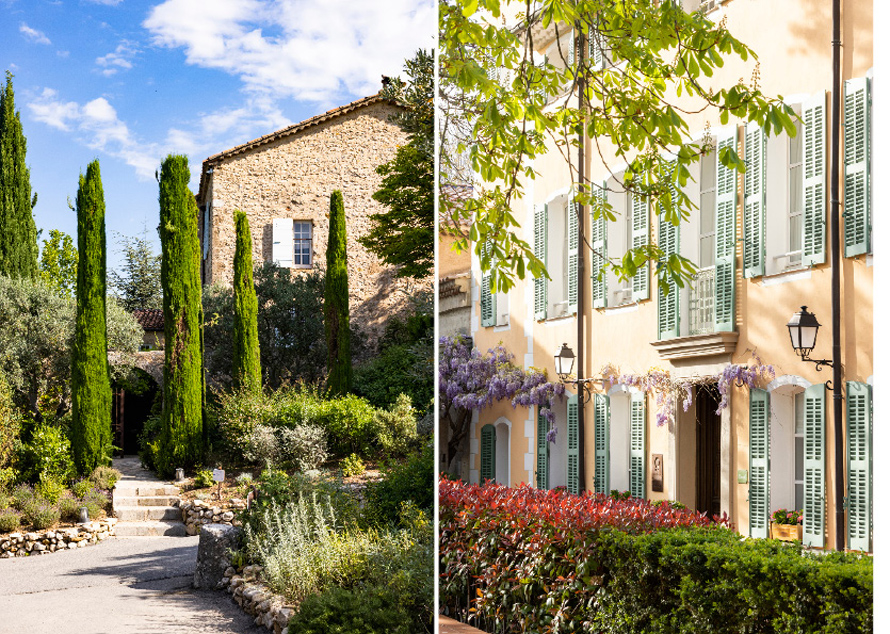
[143,0,434,103]
[20,23,51,45]
[96,41,139,76]
[85,0,124,5]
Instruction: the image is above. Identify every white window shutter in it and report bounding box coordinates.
[629,392,646,500]
[846,381,872,552]
[802,383,826,548]
[594,393,610,494]
[591,182,608,308]
[802,91,827,266]
[271,218,294,267]
[657,164,680,340]
[480,240,496,328]
[748,388,770,539]
[631,189,649,302]
[844,77,871,257]
[567,199,579,315]
[715,128,738,332]
[743,123,766,277]
[534,204,548,320]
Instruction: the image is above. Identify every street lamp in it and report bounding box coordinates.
[554,343,576,381]
[786,306,833,372]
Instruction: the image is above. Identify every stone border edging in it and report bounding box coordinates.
[180,499,245,535]
[223,564,294,634]
[0,518,117,558]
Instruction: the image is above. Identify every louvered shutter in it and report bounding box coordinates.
[567,394,580,494]
[743,124,766,277]
[631,191,649,301]
[844,77,871,257]
[801,92,826,266]
[715,129,737,332]
[657,170,680,340]
[629,392,646,499]
[536,408,550,490]
[480,424,496,484]
[594,393,610,494]
[272,218,294,267]
[802,383,826,548]
[567,200,579,315]
[846,381,872,551]
[534,204,548,320]
[480,241,496,327]
[567,27,575,69]
[591,183,608,308]
[748,388,770,539]
[588,23,603,69]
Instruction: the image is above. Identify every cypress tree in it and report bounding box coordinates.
[324,190,352,396]
[0,71,38,279]
[158,155,203,475]
[71,160,111,475]
[232,209,261,393]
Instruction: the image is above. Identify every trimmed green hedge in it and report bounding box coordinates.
[440,480,872,634]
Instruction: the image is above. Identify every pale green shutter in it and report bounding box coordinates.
[567,27,575,69]
[630,392,646,499]
[802,383,826,548]
[480,241,495,327]
[657,170,680,340]
[802,92,826,266]
[591,183,608,308]
[594,393,610,494]
[743,124,766,277]
[568,200,579,315]
[846,381,872,551]
[534,204,548,320]
[631,191,649,301]
[480,424,496,484]
[567,394,580,494]
[536,408,550,490]
[844,77,871,257]
[588,24,603,70]
[748,388,770,539]
[715,129,737,332]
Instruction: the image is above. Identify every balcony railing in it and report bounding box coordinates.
[688,268,715,336]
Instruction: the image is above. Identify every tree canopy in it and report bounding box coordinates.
[109,229,162,312]
[38,229,78,299]
[440,0,797,293]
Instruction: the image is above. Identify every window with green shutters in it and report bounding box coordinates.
[714,129,737,332]
[594,393,610,494]
[631,189,650,302]
[567,394,580,494]
[802,383,825,548]
[567,200,579,315]
[534,204,548,320]
[748,388,770,539]
[536,408,550,490]
[802,93,826,266]
[588,23,604,69]
[657,166,680,340]
[743,124,766,277]
[591,182,608,308]
[480,240,496,327]
[629,392,646,500]
[480,424,496,484]
[844,77,871,257]
[846,381,872,552]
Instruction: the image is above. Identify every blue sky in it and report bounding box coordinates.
[1,0,435,271]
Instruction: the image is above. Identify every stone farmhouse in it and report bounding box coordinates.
[195,91,414,350]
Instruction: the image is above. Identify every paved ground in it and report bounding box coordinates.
[0,534,266,634]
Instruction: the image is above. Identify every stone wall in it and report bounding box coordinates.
[0,518,117,558]
[180,499,244,536]
[198,98,419,351]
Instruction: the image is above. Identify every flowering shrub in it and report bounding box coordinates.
[771,508,803,525]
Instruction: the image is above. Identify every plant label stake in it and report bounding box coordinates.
[213,468,225,500]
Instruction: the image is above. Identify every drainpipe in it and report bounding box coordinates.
[830,0,844,552]
[576,24,587,492]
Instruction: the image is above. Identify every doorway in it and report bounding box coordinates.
[695,386,721,518]
[112,369,160,456]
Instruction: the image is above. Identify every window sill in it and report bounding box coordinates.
[650,331,739,360]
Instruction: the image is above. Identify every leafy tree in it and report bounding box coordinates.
[38,229,78,299]
[439,334,565,473]
[232,209,261,393]
[0,71,38,279]
[440,0,797,292]
[360,49,434,279]
[158,154,204,475]
[0,276,142,422]
[109,228,162,311]
[324,190,352,396]
[204,263,327,389]
[71,159,112,475]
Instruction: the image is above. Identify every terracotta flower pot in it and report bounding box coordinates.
[770,522,802,542]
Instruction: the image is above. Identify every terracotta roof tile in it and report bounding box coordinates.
[133,309,164,331]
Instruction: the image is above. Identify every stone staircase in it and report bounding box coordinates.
[112,456,187,537]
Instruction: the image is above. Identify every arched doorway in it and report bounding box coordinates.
[112,367,160,456]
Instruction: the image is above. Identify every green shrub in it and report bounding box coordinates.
[372,394,418,457]
[277,425,328,472]
[319,394,376,457]
[0,467,15,490]
[288,585,415,634]
[36,475,66,504]
[236,472,254,486]
[340,453,365,478]
[23,498,60,530]
[363,441,433,527]
[80,487,108,519]
[194,469,215,488]
[0,507,20,533]
[0,374,21,473]
[58,492,80,522]
[243,424,280,465]
[16,422,75,484]
[71,478,92,498]
[11,483,35,510]
[89,465,120,490]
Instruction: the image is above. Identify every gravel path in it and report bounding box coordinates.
[0,535,267,634]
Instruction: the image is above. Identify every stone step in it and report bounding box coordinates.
[113,495,180,508]
[113,520,189,537]
[114,506,182,522]
[114,485,180,497]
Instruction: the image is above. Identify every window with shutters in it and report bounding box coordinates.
[768,384,807,515]
[549,400,568,489]
[603,175,637,307]
[608,391,632,493]
[540,192,576,319]
[293,221,312,267]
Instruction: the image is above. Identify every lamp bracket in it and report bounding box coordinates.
[562,376,602,404]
